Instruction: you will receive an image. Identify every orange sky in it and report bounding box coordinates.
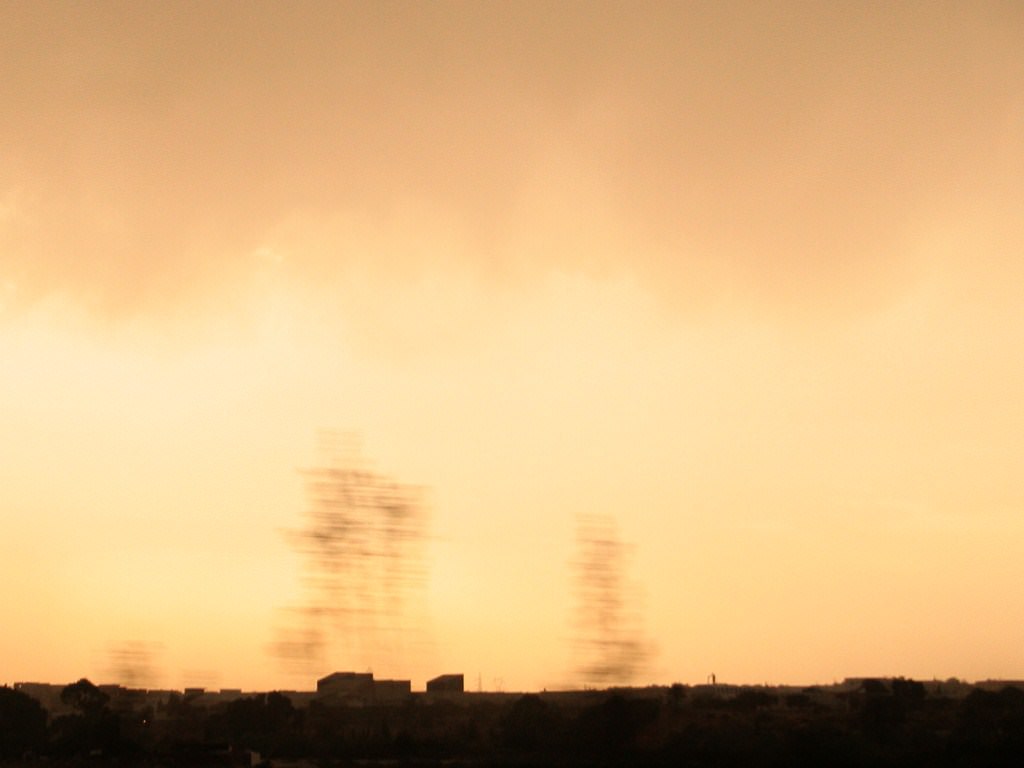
[2,0,1023,692]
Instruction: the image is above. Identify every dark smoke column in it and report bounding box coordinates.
[571,514,652,688]
[273,433,428,675]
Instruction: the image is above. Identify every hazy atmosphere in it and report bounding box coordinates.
[2,0,1022,693]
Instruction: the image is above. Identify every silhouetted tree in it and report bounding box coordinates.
[60,678,109,715]
[0,686,48,757]
[785,692,812,709]
[224,695,267,744]
[501,694,563,753]
[54,679,120,755]
[891,676,926,706]
[668,683,688,710]
[212,691,300,756]
[731,689,778,711]
[573,693,660,755]
[266,691,297,730]
[950,686,1024,762]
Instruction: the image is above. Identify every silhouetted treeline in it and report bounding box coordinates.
[4,678,1024,766]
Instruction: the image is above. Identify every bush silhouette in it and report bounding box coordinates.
[0,686,48,757]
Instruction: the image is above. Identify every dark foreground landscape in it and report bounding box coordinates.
[4,677,1024,767]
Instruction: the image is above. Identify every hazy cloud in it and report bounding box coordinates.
[2,1,1021,329]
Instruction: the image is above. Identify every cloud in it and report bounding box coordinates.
[1,1,1020,332]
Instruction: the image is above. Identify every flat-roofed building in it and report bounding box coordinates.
[316,672,376,704]
[314,672,412,705]
[317,671,374,695]
[426,674,464,693]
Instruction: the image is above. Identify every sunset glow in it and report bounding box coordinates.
[2,1,1022,693]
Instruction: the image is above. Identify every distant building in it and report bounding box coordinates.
[316,672,411,705]
[426,674,464,693]
[317,672,374,698]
